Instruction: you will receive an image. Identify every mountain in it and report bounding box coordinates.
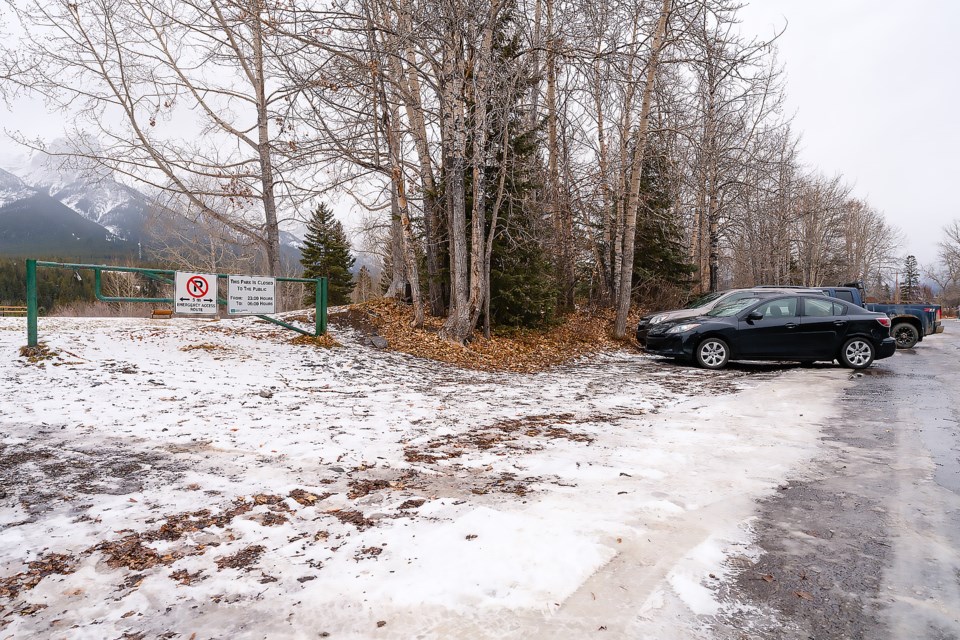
[0,191,136,259]
[22,146,150,242]
[0,168,35,209]
[1,147,305,266]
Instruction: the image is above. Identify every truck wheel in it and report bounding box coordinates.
[892,323,919,349]
[840,338,875,369]
[695,338,729,370]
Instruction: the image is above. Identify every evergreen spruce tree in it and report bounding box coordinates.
[475,12,557,329]
[487,122,557,328]
[901,255,920,302]
[300,203,355,306]
[632,148,695,299]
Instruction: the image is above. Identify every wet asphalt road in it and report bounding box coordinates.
[725,323,960,639]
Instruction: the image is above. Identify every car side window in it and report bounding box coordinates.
[832,301,848,316]
[803,298,836,318]
[835,290,855,303]
[755,297,797,318]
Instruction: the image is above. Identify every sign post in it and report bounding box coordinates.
[228,276,276,315]
[174,272,218,315]
[26,259,37,346]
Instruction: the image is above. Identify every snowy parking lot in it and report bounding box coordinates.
[0,315,851,638]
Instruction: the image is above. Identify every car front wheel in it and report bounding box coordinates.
[840,338,875,369]
[695,337,729,370]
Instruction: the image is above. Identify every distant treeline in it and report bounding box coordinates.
[0,258,94,312]
[0,258,170,314]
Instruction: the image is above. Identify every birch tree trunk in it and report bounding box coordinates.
[395,0,444,315]
[439,12,471,340]
[249,4,281,277]
[614,0,672,338]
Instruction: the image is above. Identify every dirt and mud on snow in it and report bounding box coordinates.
[0,315,848,638]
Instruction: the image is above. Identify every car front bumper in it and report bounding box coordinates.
[636,322,651,346]
[643,334,691,359]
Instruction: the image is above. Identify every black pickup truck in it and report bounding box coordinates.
[762,285,943,349]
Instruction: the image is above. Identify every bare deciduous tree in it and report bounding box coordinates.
[14,0,321,276]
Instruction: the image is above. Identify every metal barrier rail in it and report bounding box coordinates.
[25,259,327,347]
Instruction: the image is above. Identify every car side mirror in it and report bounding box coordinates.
[746,311,763,321]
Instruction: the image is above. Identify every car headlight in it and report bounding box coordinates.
[650,314,666,325]
[666,322,701,334]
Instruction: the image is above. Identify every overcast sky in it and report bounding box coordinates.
[3,0,958,267]
[737,0,960,268]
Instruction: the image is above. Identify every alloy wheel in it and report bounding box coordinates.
[699,341,727,368]
[844,340,872,367]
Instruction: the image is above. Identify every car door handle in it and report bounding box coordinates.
[833,320,847,326]
[785,323,798,329]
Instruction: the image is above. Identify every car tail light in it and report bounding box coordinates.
[877,317,891,328]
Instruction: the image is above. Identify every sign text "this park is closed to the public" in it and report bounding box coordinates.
[228,276,276,315]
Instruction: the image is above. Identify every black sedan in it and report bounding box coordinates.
[644,293,897,369]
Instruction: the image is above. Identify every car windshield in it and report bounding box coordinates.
[683,291,725,309]
[707,297,763,317]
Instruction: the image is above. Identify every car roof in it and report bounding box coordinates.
[723,288,823,296]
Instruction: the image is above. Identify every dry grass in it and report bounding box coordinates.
[51,301,154,318]
[290,332,341,349]
[18,343,59,363]
[335,299,640,373]
[179,343,228,353]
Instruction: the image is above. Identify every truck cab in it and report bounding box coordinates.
[824,283,942,349]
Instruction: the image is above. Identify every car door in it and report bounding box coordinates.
[799,298,849,358]
[735,297,801,358]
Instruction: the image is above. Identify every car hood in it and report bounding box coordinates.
[642,308,702,324]
[647,315,724,335]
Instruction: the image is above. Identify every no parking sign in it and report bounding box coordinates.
[174,272,218,314]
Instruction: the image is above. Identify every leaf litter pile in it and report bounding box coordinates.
[403,412,597,465]
[333,298,640,372]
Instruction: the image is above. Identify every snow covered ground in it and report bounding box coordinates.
[0,315,849,639]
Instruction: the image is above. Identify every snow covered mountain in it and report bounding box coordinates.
[0,191,134,258]
[0,168,36,209]
[0,153,141,258]
[22,146,150,242]
[1,145,305,263]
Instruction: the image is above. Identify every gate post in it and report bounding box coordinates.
[315,277,328,335]
[26,259,38,347]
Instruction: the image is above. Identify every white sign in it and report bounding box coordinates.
[174,272,218,315]
[228,275,276,315]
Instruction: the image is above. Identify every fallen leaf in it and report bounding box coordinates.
[794,590,813,600]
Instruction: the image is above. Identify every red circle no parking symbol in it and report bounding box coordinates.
[186,275,209,298]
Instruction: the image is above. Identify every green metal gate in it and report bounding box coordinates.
[25,259,327,347]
